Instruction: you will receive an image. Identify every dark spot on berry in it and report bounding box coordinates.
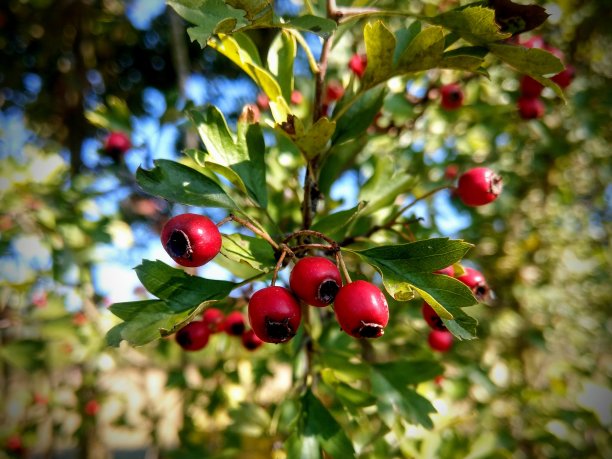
[176,330,192,347]
[356,321,384,338]
[265,317,295,342]
[317,279,340,304]
[449,90,462,102]
[229,322,245,336]
[244,340,258,350]
[434,316,446,331]
[165,229,193,260]
[474,284,489,300]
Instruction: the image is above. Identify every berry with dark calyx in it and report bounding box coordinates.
[456,267,490,301]
[161,213,222,267]
[349,53,367,78]
[551,65,575,89]
[520,75,544,98]
[456,167,503,206]
[440,83,464,110]
[202,307,225,333]
[421,302,447,331]
[334,280,389,339]
[517,96,545,120]
[223,311,246,337]
[175,321,210,351]
[241,329,264,351]
[428,329,453,352]
[289,256,342,307]
[103,131,131,160]
[248,286,301,343]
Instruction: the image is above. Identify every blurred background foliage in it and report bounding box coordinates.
[0,0,610,458]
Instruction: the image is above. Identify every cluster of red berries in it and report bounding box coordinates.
[517,36,575,120]
[175,307,263,352]
[249,257,389,343]
[422,265,490,352]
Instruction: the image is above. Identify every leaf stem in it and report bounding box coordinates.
[388,185,453,223]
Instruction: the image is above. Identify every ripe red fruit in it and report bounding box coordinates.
[104,131,131,159]
[421,302,447,331]
[160,213,222,267]
[290,90,303,104]
[517,96,545,120]
[521,35,545,49]
[428,330,453,352]
[202,308,225,333]
[349,53,367,78]
[520,75,544,98]
[325,80,344,103]
[289,257,342,307]
[223,311,246,336]
[256,93,270,110]
[440,83,464,110]
[333,280,389,339]
[248,286,301,343]
[241,329,264,351]
[84,400,100,416]
[456,167,503,206]
[6,435,23,452]
[175,321,210,351]
[551,65,575,89]
[444,164,459,181]
[456,267,490,301]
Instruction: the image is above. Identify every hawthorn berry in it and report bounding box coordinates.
[248,286,301,343]
[103,131,131,160]
[334,280,389,339]
[520,75,544,98]
[290,90,303,104]
[428,329,453,352]
[456,167,503,206]
[444,164,459,181]
[440,83,464,110]
[223,311,246,337]
[421,302,447,331]
[517,96,545,120]
[521,35,545,49]
[325,80,344,103]
[5,435,23,453]
[349,53,367,78]
[289,256,342,307]
[202,307,225,333]
[241,329,264,351]
[256,93,270,110]
[161,213,222,267]
[551,65,575,89]
[84,399,100,416]
[456,267,490,301]
[175,320,210,351]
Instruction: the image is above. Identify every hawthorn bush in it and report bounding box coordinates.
[1,0,610,458]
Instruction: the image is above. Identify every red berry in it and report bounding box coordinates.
[521,35,545,49]
[428,330,453,352]
[434,375,444,385]
[444,164,459,181]
[104,131,131,159]
[520,75,544,98]
[72,312,87,326]
[256,93,270,110]
[325,80,344,103]
[6,435,23,452]
[517,96,545,120]
[290,90,303,105]
[435,266,455,276]
[241,329,264,351]
[223,311,246,337]
[551,65,575,89]
[456,267,489,301]
[289,257,342,307]
[202,307,225,333]
[175,321,210,351]
[84,399,100,416]
[440,83,464,110]
[160,213,222,267]
[248,286,301,343]
[421,302,447,331]
[333,280,389,339]
[349,53,367,78]
[456,167,503,206]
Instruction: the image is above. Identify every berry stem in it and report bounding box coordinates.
[387,185,453,224]
[271,250,288,286]
[218,214,280,251]
[336,251,352,284]
[282,229,338,248]
[289,243,336,253]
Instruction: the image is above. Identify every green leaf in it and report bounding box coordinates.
[190,106,268,206]
[311,201,366,242]
[286,432,322,459]
[429,6,511,45]
[186,149,249,197]
[301,390,355,457]
[220,233,277,272]
[283,15,337,38]
[440,46,488,72]
[107,299,162,321]
[441,307,479,340]
[168,0,248,47]
[332,86,386,145]
[489,43,564,76]
[0,340,45,371]
[294,117,336,160]
[225,0,273,27]
[318,349,371,383]
[393,21,421,66]
[373,359,445,386]
[362,21,396,89]
[396,26,446,73]
[134,260,236,311]
[267,30,296,101]
[335,382,378,408]
[137,159,237,209]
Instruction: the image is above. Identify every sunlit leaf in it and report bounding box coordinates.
[283,15,337,38]
[220,233,276,272]
[268,30,296,101]
[429,6,511,45]
[362,21,396,89]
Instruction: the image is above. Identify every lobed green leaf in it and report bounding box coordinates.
[220,233,276,272]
